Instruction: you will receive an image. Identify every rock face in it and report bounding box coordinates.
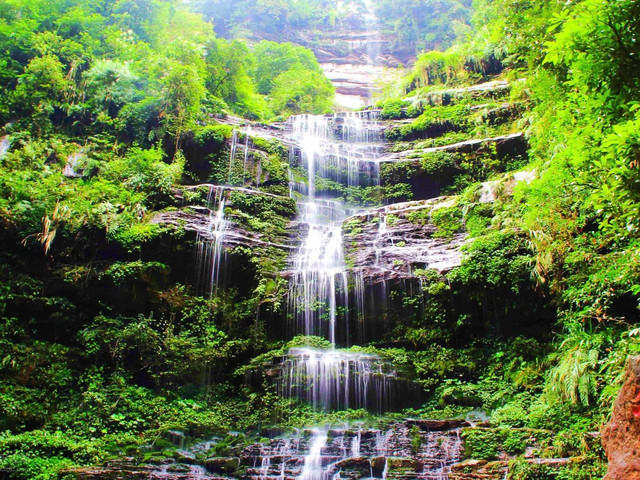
[602,356,640,480]
[380,132,527,163]
[344,197,465,284]
[152,185,297,253]
[67,422,466,480]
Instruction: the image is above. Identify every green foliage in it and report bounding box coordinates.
[378,99,409,120]
[453,230,531,291]
[251,41,321,96]
[374,0,473,53]
[592,110,640,243]
[386,104,470,141]
[268,65,335,117]
[431,205,463,239]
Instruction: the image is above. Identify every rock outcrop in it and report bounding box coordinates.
[152,185,297,252]
[380,132,526,163]
[602,356,640,480]
[344,197,466,284]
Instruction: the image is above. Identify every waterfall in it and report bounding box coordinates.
[374,209,389,268]
[351,430,361,457]
[277,348,403,413]
[287,113,384,345]
[279,112,456,480]
[288,115,350,344]
[239,422,463,480]
[195,186,228,297]
[226,127,253,186]
[299,430,329,480]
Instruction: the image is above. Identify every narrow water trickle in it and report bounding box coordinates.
[195,186,228,297]
[228,129,239,184]
[242,126,252,184]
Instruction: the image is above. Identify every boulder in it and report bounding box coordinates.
[602,356,640,480]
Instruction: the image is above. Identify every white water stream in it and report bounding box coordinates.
[195,186,228,297]
[287,112,383,345]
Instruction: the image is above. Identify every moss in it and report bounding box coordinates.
[409,425,422,454]
[112,223,173,252]
[101,261,170,287]
[431,205,463,238]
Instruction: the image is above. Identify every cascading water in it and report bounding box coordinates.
[226,106,467,480]
[194,125,255,298]
[241,422,464,480]
[195,186,228,297]
[284,112,389,479]
[287,112,383,346]
[284,113,390,409]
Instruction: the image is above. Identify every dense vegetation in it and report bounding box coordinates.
[1,0,639,479]
[0,1,331,477]
[370,0,640,477]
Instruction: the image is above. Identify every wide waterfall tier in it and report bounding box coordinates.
[288,112,386,193]
[264,348,422,413]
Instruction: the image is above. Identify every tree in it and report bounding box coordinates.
[160,63,206,150]
[268,64,334,116]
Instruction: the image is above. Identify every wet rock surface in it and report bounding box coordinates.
[344,197,466,284]
[65,421,466,480]
[602,356,640,480]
